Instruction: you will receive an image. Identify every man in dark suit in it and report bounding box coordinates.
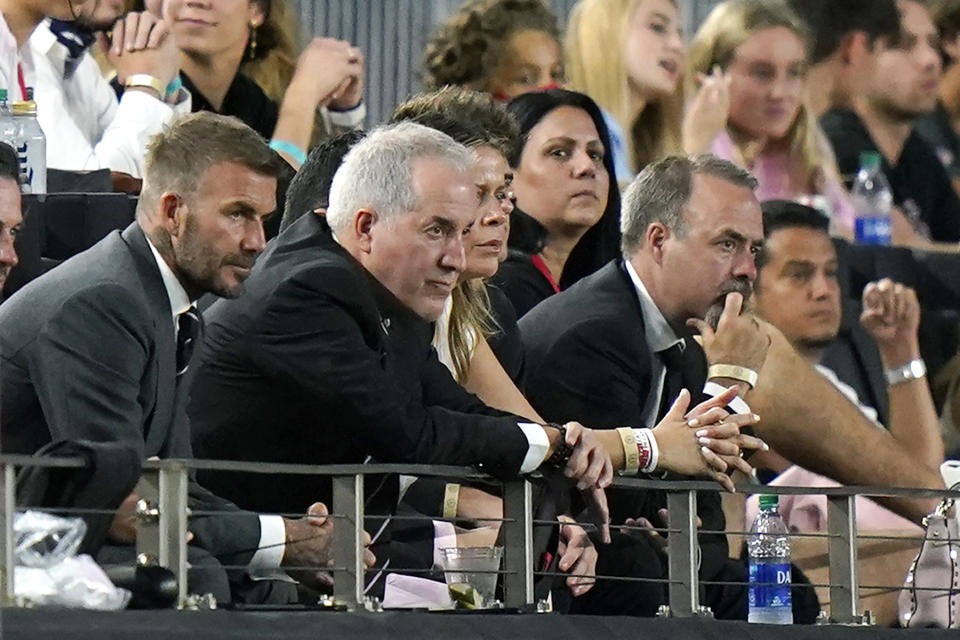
[0,141,21,294]
[189,122,616,520]
[521,155,770,618]
[0,112,347,603]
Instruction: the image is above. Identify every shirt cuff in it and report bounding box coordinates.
[703,381,752,415]
[327,102,366,128]
[517,422,550,473]
[250,514,286,569]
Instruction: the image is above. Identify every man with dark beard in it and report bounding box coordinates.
[0,113,357,604]
[30,0,188,177]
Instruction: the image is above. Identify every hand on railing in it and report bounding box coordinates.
[556,515,597,598]
[653,388,763,492]
[281,502,376,588]
[559,422,614,542]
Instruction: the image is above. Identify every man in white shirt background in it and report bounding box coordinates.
[31,0,189,178]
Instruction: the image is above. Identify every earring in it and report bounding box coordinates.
[248,22,259,60]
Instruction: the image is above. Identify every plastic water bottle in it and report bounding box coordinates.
[850,151,892,246]
[1,88,46,194]
[747,494,793,624]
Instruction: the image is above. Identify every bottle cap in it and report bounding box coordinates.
[758,494,778,510]
[10,101,36,116]
[859,151,882,171]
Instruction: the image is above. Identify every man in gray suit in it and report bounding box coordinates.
[0,112,356,603]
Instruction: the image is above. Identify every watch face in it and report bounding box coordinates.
[909,360,925,378]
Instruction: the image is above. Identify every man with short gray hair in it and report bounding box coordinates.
[521,154,770,617]
[189,122,614,550]
[524,152,944,565]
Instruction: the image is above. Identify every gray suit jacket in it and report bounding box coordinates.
[0,223,260,566]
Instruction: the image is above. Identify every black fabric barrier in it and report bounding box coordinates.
[2,609,958,640]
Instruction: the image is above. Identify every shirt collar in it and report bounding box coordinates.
[624,259,682,353]
[145,235,193,320]
[31,19,61,57]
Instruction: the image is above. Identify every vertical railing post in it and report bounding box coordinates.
[157,461,189,608]
[332,473,364,610]
[827,494,860,623]
[1,464,15,605]
[666,488,699,617]
[135,468,160,566]
[501,478,534,608]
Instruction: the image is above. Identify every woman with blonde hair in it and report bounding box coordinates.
[687,0,856,233]
[565,0,729,178]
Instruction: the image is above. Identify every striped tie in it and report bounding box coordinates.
[176,306,201,376]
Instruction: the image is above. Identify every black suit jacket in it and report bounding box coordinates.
[519,260,728,580]
[189,214,531,515]
[0,223,260,566]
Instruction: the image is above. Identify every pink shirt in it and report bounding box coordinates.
[710,129,856,232]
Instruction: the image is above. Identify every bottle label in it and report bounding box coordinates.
[748,562,792,610]
[854,216,891,245]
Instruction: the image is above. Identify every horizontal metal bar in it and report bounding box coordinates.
[3,455,958,500]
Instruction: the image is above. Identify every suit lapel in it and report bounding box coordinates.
[120,224,177,454]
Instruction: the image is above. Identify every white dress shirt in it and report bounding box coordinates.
[30,21,191,178]
[0,13,34,102]
[145,236,285,570]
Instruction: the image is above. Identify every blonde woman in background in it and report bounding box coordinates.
[565,0,729,179]
[687,0,857,235]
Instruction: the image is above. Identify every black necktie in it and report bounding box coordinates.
[657,340,687,421]
[175,307,201,376]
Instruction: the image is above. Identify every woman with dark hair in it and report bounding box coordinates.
[492,89,621,318]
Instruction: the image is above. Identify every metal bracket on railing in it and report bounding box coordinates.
[666,489,700,617]
[135,461,189,608]
[1,464,16,605]
[332,473,365,611]
[827,494,861,624]
[501,478,535,608]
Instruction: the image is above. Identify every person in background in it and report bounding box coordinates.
[31,0,189,177]
[492,89,620,317]
[0,0,93,100]
[0,141,21,296]
[916,0,960,190]
[748,200,942,533]
[278,129,365,234]
[820,0,960,245]
[155,0,364,169]
[686,0,856,237]
[565,0,730,180]
[786,0,901,119]
[422,0,565,102]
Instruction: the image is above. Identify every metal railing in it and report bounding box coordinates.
[2,454,958,623]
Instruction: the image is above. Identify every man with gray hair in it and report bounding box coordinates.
[523,154,943,562]
[189,122,615,569]
[520,154,770,618]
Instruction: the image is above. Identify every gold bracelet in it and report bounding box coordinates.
[124,73,164,98]
[442,483,461,520]
[616,427,639,475]
[707,363,759,389]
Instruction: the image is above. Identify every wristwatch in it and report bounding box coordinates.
[884,358,926,386]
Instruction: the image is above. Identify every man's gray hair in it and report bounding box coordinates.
[620,154,758,255]
[326,121,476,232]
